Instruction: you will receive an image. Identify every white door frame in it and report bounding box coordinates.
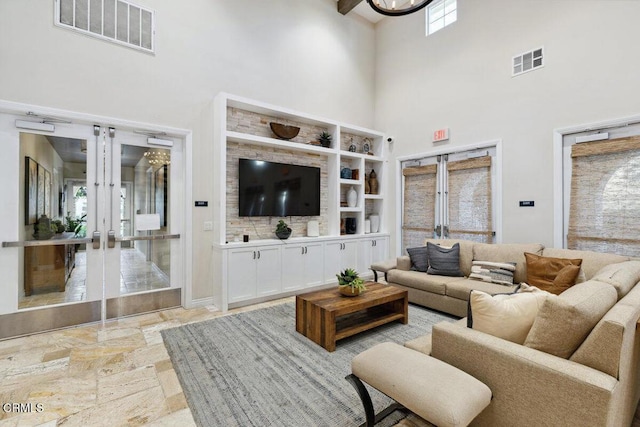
[395,139,503,256]
[0,99,193,311]
[552,113,640,248]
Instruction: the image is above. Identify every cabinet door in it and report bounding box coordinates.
[357,238,373,274]
[228,248,257,302]
[256,246,282,297]
[341,241,358,272]
[281,245,306,291]
[303,242,324,288]
[371,237,389,264]
[324,242,343,282]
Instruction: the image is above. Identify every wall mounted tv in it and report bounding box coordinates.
[238,158,321,217]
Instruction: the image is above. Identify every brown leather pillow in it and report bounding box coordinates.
[524,252,583,295]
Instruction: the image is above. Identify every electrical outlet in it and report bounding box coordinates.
[203,221,213,231]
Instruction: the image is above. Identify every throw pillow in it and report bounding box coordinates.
[467,284,549,344]
[406,246,429,272]
[426,242,463,277]
[524,252,583,295]
[469,260,517,286]
[524,281,617,359]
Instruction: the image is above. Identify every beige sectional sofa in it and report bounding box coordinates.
[387,238,631,317]
[384,239,640,426]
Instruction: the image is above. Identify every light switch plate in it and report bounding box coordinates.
[203,221,213,231]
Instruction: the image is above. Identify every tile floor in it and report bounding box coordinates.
[2,298,640,427]
[19,249,170,310]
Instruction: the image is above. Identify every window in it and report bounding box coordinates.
[400,146,498,252]
[562,133,640,257]
[427,0,457,36]
[55,0,155,53]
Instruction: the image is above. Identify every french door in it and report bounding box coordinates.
[0,111,183,339]
[400,146,498,252]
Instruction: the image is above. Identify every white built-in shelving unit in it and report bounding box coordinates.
[212,93,389,311]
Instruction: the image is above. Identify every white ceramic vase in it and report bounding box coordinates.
[347,186,357,208]
[369,214,380,233]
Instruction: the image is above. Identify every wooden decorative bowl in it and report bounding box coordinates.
[270,122,300,140]
[339,286,362,297]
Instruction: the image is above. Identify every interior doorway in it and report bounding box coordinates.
[0,106,188,339]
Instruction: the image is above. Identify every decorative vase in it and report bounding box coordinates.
[364,173,370,194]
[364,219,371,234]
[276,227,292,239]
[339,285,362,297]
[341,167,352,179]
[369,214,380,233]
[369,169,379,195]
[347,186,357,208]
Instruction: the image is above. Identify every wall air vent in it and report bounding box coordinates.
[55,0,155,54]
[512,47,543,77]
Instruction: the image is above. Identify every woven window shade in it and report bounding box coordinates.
[402,165,437,251]
[568,136,640,256]
[447,156,493,243]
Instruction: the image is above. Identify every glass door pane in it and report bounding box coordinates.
[19,132,95,309]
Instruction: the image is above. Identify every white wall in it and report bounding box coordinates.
[375,0,640,252]
[0,0,376,301]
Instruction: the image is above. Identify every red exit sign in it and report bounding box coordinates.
[433,128,449,142]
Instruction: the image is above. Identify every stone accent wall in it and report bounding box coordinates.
[227,107,330,147]
[226,141,328,242]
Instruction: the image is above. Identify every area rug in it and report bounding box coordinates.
[161,302,455,427]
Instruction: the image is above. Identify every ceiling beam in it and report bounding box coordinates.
[338,0,364,15]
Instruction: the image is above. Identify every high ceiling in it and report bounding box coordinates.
[337,0,386,24]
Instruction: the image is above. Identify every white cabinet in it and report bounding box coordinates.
[357,236,389,274]
[281,242,324,291]
[227,245,281,303]
[324,240,358,282]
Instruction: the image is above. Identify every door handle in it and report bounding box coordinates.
[253,251,256,259]
[257,251,261,259]
[92,231,101,249]
[107,230,116,249]
[115,234,180,242]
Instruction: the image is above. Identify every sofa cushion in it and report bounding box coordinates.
[524,280,617,359]
[387,269,462,295]
[406,246,429,272]
[446,278,519,301]
[524,252,583,295]
[425,239,476,277]
[591,260,640,299]
[542,247,629,281]
[469,260,517,286]
[427,242,463,277]
[571,283,640,378]
[467,285,549,344]
[473,243,544,284]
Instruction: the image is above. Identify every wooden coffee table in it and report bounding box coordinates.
[295,282,408,352]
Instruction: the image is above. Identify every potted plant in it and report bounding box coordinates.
[336,268,366,296]
[275,219,292,239]
[318,131,332,148]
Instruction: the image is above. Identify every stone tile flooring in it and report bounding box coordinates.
[19,249,170,310]
[2,297,640,426]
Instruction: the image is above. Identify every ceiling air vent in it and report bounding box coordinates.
[55,0,154,53]
[512,47,543,77]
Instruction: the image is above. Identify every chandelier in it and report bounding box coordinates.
[366,0,434,16]
[144,150,171,166]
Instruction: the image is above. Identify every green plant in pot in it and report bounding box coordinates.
[33,215,54,240]
[337,268,366,296]
[318,131,332,148]
[275,219,292,239]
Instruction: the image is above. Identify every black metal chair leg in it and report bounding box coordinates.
[346,374,375,427]
[372,269,379,282]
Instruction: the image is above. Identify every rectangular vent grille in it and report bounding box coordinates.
[55,0,154,53]
[512,47,543,77]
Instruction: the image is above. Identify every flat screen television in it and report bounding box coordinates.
[238,159,321,217]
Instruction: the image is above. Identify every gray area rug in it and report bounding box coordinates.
[161,302,455,427]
